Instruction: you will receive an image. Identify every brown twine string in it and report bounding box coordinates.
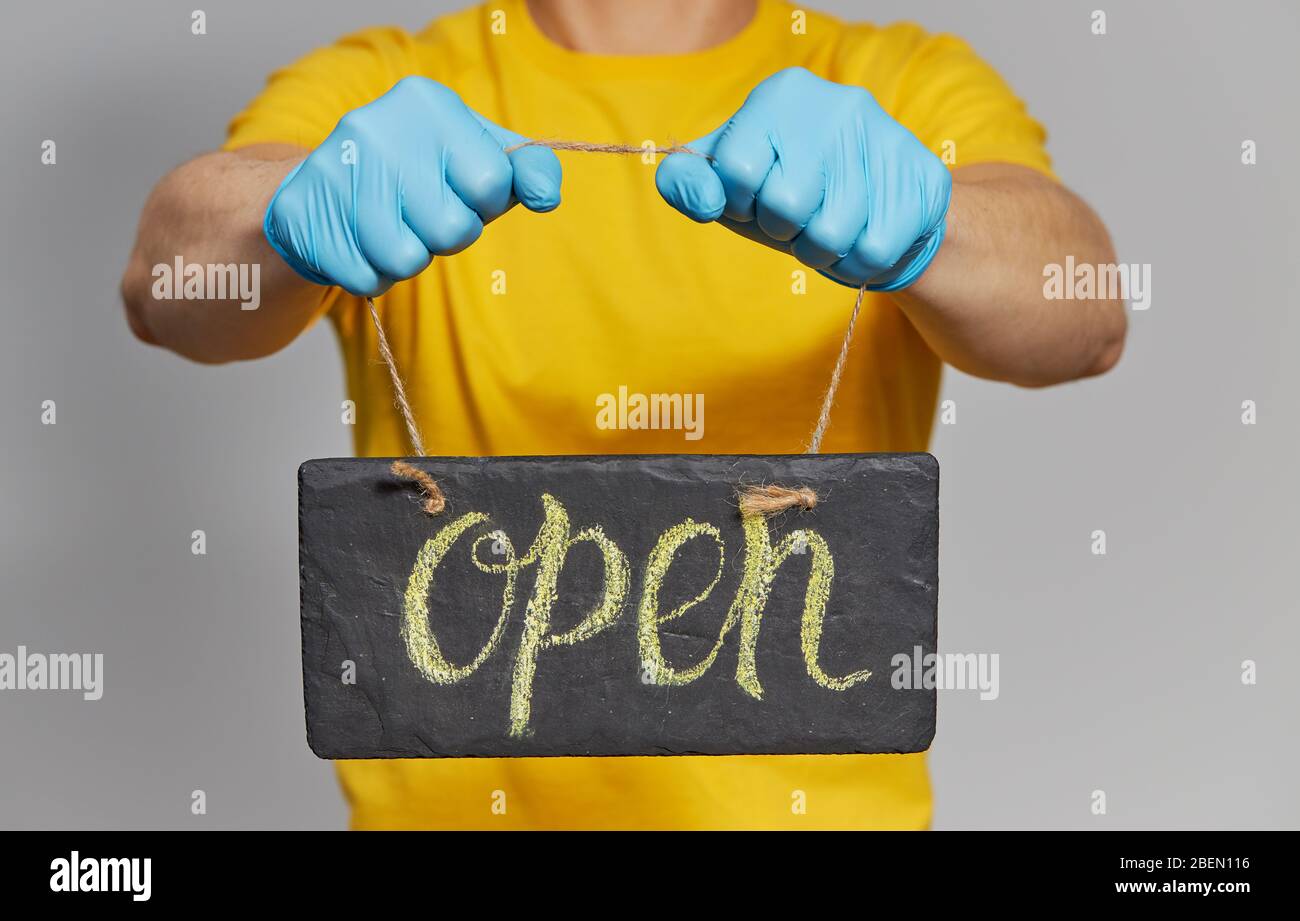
[504,139,711,159]
[734,483,820,517]
[366,297,426,457]
[389,460,445,515]
[369,138,868,519]
[736,282,867,518]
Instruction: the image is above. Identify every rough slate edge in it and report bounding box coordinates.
[297,452,939,759]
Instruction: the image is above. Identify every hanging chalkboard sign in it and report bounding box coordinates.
[298,452,938,758]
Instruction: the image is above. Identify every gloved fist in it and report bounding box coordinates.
[264,76,561,296]
[656,67,951,291]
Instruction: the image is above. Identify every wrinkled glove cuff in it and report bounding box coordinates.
[865,219,948,293]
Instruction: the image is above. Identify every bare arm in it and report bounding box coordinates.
[120,143,320,364]
[896,162,1127,387]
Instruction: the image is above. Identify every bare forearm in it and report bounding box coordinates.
[896,163,1126,387]
[121,145,324,363]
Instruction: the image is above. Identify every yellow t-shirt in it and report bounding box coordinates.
[225,0,1050,830]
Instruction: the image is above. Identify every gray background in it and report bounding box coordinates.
[1,0,1295,829]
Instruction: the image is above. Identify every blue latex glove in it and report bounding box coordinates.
[264,76,561,296]
[656,67,951,291]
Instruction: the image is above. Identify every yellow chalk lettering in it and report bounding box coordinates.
[637,519,729,685]
[401,512,518,684]
[733,514,868,698]
[509,494,630,736]
[399,494,860,736]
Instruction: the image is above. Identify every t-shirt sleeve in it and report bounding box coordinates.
[222,27,423,152]
[887,31,1055,179]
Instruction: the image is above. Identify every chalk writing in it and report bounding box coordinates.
[401,493,869,736]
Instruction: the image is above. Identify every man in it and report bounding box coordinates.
[121,0,1125,829]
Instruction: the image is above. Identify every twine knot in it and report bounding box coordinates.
[390,460,446,515]
[737,483,818,518]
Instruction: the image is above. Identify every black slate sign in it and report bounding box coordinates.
[299,453,938,758]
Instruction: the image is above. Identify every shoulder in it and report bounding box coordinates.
[821,20,966,105]
[784,7,962,107]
